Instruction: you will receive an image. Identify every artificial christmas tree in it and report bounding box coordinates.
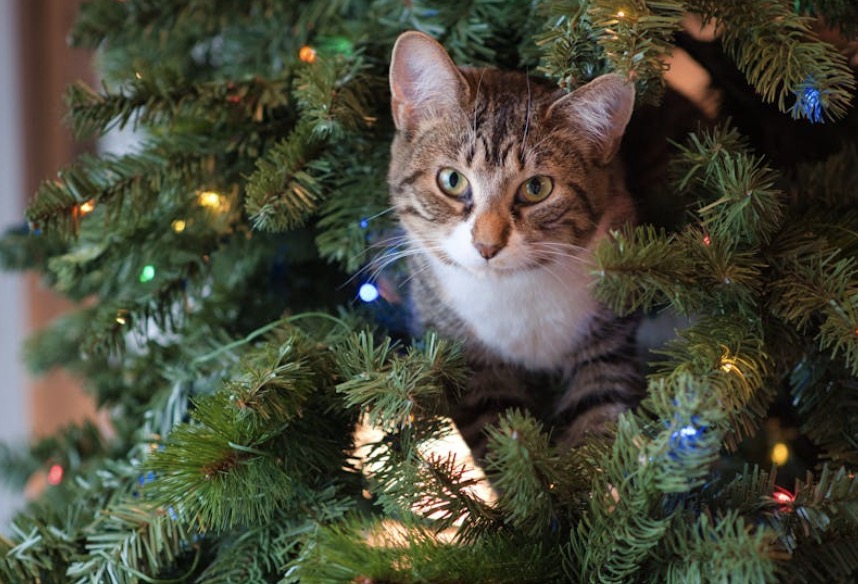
[2,1,858,582]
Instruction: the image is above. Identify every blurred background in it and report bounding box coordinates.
[0,0,99,528]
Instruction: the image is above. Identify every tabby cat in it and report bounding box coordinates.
[387,31,644,458]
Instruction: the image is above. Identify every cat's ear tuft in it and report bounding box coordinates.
[548,74,635,164]
[389,31,469,131]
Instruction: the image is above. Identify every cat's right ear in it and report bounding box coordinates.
[389,31,469,131]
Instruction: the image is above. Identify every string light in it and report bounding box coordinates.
[79,199,96,216]
[771,442,790,465]
[172,219,187,233]
[773,486,795,510]
[703,234,711,247]
[719,348,738,373]
[359,282,379,302]
[48,464,64,486]
[115,315,127,325]
[616,9,625,18]
[299,45,317,63]
[139,265,156,283]
[198,191,224,209]
[795,76,824,123]
[135,71,143,80]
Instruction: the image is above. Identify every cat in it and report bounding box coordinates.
[387,31,645,459]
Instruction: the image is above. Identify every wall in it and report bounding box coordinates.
[0,0,27,529]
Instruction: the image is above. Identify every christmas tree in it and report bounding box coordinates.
[2,0,858,582]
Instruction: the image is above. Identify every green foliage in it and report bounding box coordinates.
[535,0,685,101]
[3,0,858,582]
[689,0,856,121]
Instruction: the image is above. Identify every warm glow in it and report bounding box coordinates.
[115,316,127,325]
[79,199,96,215]
[135,71,143,80]
[773,488,795,505]
[771,442,790,465]
[720,358,736,373]
[172,219,187,233]
[48,464,64,486]
[198,191,224,209]
[299,45,317,63]
[617,10,625,18]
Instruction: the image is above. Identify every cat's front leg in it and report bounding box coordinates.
[552,313,645,447]
[448,358,541,462]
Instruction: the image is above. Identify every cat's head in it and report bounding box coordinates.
[388,31,636,276]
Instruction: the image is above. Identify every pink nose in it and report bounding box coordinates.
[474,241,502,260]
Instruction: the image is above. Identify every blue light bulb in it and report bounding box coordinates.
[358,282,379,302]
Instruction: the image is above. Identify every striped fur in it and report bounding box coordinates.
[388,32,645,458]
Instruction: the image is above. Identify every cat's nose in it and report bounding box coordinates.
[473,241,503,260]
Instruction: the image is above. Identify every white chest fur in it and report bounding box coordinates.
[431,259,598,371]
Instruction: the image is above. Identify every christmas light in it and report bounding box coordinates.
[617,10,625,18]
[771,442,790,465]
[359,219,369,229]
[299,45,317,63]
[79,199,96,215]
[172,219,187,233]
[135,71,143,80]
[358,282,379,302]
[198,191,224,209]
[773,486,795,509]
[115,315,127,325]
[48,464,64,486]
[139,265,156,283]
[795,77,824,123]
[703,234,711,246]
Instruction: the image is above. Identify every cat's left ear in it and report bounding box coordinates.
[389,31,470,131]
[547,74,635,164]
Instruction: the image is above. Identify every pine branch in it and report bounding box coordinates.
[533,0,609,89]
[335,331,467,431]
[66,502,196,584]
[790,354,858,465]
[673,122,785,245]
[145,327,354,532]
[287,520,563,584]
[484,410,589,539]
[688,0,856,122]
[588,0,685,102]
[657,511,780,583]
[245,56,380,232]
[768,220,858,375]
[567,388,725,583]
[67,76,292,139]
[647,315,774,450]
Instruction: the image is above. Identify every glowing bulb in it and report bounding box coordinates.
[773,488,794,505]
[198,191,223,209]
[172,219,187,233]
[616,9,625,18]
[79,200,96,215]
[299,45,317,63]
[359,283,379,302]
[139,265,156,283]
[771,442,790,465]
[48,464,64,486]
[116,316,127,325]
[703,235,711,246]
[135,71,143,80]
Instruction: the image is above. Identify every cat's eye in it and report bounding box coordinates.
[437,167,470,198]
[518,176,554,204]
